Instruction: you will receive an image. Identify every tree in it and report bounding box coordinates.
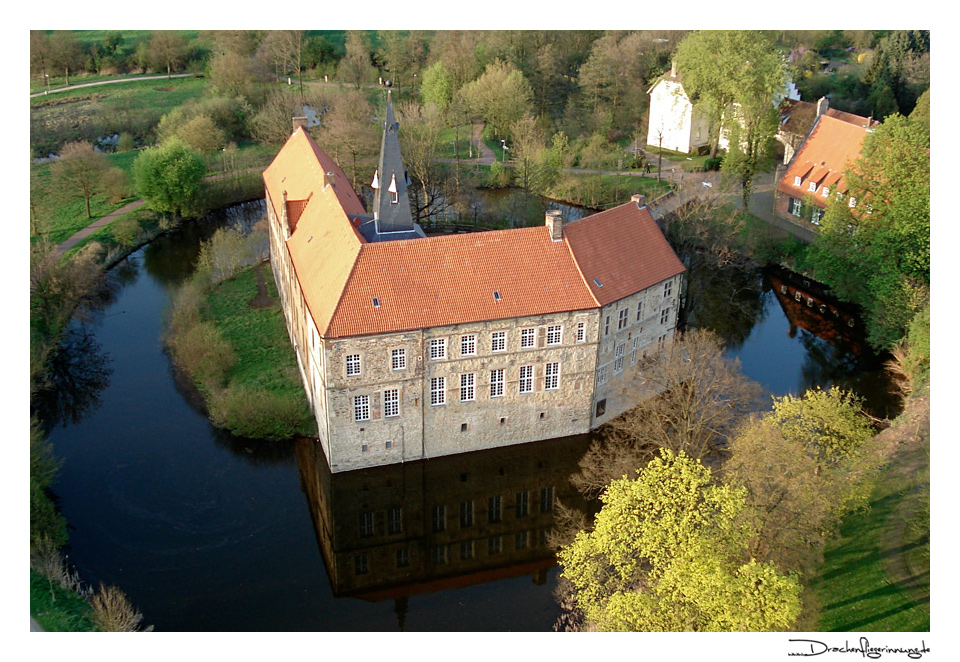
[209,51,263,104]
[420,60,455,113]
[558,449,802,632]
[397,101,450,224]
[337,31,375,88]
[724,387,877,575]
[176,115,227,154]
[675,31,786,162]
[806,112,929,349]
[315,89,379,190]
[148,30,189,78]
[132,138,206,218]
[570,329,762,497]
[48,31,84,85]
[30,30,52,80]
[378,30,428,89]
[51,142,110,219]
[459,59,533,140]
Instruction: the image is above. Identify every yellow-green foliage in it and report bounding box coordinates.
[769,387,874,465]
[558,449,802,631]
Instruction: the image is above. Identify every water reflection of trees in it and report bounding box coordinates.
[682,259,766,352]
[211,427,296,466]
[32,323,112,429]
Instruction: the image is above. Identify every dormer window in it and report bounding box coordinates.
[822,187,829,197]
[848,196,857,208]
[794,176,802,187]
[808,181,817,192]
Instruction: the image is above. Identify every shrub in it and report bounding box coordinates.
[90,583,152,632]
[117,132,136,152]
[104,166,131,203]
[167,320,235,391]
[208,386,314,440]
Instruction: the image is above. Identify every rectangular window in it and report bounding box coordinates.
[794,175,802,186]
[598,366,607,385]
[396,547,409,568]
[432,545,448,564]
[488,495,502,523]
[520,328,535,348]
[491,331,506,352]
[488,536,502,555]
[849,196,857,208]
[359,512,374,538]
[631,338,638,365]
[519,365,533,394]
[614,344,624,373]
[540,486,554,513]
[432,505,446,533]
[811,206,824,225]
[808,181,817,192]
[576,322,585,342]
[490,369,504,398]
[430,377,446,406]
[387,506,403,535]
[354,395,370,421]
[516,491,529,517]
[618,308,628,330]
[461,334,476,356]
[637,302,643,322]
[460,500,474,528]
[664,280,673,298]
[604,316,610,336]
[429,338,446,360]
[515,531,529,549]
[355,554,368,575]
[822,186,830,197]
[460,540,475,560]
[346,354,361,376]
[661,307,671,325]
[546,325,562,345]
[789,197,802,217]
[460,373,475,402]
[383,388,399,417]
[545,362,560,390]
[391,348,406,371]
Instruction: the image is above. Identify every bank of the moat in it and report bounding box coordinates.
[35,201,901,631]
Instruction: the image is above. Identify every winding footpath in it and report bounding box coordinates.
[30,73,195,98]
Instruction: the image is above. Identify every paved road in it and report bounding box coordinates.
[31,73,195,98]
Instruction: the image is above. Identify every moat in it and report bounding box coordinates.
[36,201,898,631]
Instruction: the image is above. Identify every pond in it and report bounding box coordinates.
[36,201,897,631]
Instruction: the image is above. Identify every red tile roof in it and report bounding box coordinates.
[265,129,686,340]
[777,114,870,206]
[563,202,686,306]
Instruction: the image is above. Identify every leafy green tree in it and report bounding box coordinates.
[807,112,929,349]
[133,138,206,218]
[421,60,454,113]
[725,387,876,575]
[675,31,786,162]
[148,30,190,78]
[558,449,802,631]
[459,59,533,140]
[50,141,110,219]
[209,51,263,104]
[176,115,227,154]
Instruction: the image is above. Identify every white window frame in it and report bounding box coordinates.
[576,322,585,343]
[490,369,504,398]
[822,186,830,197]
[384,388,399,417]
[811,206,824,225]
[354,395,370,421]
[391,348,406,371]
[346,354,361,376]
[617,308,628,330]
[614,343,624,374]
[808,181,817,192]
[430,377,446,406]
[460,373,475,402]
[461,334,476,356]
[849,196,857,208]
[429,338,446,360]
[491,331,506,352]
[545,362,560,390]
[790,197,803,217]
[793,175,802,187]
[598,366,607,385]
[519,365,534,394]
[520,328,535,348]
[546,325,562,345]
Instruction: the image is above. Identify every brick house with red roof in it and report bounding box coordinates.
[265,94,685,473]
[774,98,877,226]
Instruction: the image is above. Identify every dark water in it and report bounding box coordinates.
[37,202,896,631]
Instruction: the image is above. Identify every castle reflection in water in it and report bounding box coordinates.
[296,433,595,604]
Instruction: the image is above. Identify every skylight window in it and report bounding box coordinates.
[493,291,501,301]
[372,297,381,308]
[593,278,603,287]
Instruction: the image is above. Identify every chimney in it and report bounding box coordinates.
[631,194,646,208]
[292,116,308,133]
[816,96,829,117]
[670,59,677,78]
[545,209,563,242]
[324,171,336,189]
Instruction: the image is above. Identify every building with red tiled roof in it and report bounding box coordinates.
[266,95,685,473]
[774,98,876,226]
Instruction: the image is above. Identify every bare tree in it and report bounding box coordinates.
[315,89,379,189]
[148,30,189,78]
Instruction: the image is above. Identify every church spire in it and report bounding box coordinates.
[372,90,415,233]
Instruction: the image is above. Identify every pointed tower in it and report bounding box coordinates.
[373,90,416,234]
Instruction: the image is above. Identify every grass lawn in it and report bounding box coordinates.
[809,405,930,632]
[30,570,96,632]
[437,125,474,159]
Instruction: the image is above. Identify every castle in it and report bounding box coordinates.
[263,93,685,473]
